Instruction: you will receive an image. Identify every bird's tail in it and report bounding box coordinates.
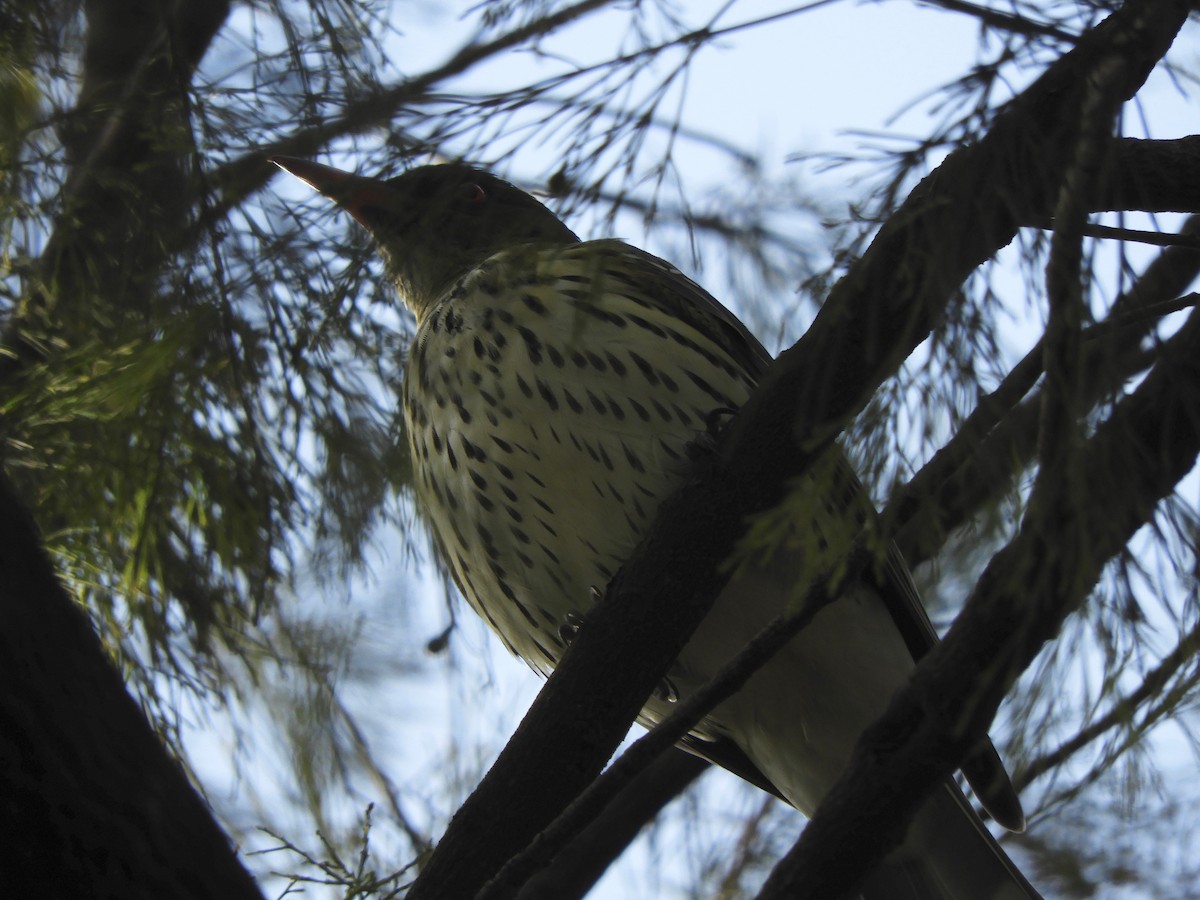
[857,781,1040,900]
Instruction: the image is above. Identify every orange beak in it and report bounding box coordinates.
[270,156,387,228]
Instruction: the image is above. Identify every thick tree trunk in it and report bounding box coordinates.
[0,473,263,899]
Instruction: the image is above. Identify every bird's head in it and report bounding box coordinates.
[271,158,579,317]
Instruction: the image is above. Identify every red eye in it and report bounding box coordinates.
[463,183,487,204]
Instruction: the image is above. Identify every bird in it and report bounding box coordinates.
[273,156,1039,900]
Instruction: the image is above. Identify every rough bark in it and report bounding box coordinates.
[0,473,263,899]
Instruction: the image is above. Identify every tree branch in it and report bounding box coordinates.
[891,214,1200,567]
[1101,136,1200,213]
[487,551,871,898]
[1016,615,1200,793]
[758,9,1197,890]
[0,470,263,899]
[513,750,710,900]
[761,298,1200,897]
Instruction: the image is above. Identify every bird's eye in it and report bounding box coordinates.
[463,183,487,204]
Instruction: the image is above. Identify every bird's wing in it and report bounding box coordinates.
[591,241,775,378]
[602,240,1025,830]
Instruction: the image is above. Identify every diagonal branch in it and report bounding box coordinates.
[759,5,1195,893]
[511,749,711,900]
[891,214,1200,567]
[485,550,871,898]
[761,300,1200,897]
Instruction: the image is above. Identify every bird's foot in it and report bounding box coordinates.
[685,406,736,462]
[561,594,678,703]
[557,610,587,645]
